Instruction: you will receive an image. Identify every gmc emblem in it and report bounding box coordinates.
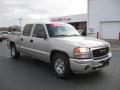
[100,49,106,53]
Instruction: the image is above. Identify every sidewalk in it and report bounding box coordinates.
[105,39,120,46]
[105,39,120,52]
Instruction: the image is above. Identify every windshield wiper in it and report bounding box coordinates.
[69,34,80,36]
[53,34,80,37]
[54,35,70,37]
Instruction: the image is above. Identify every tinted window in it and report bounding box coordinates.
[32,24,46,38]
[22,24,33,36]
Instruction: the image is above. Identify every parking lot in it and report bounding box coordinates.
[0,41,120,90]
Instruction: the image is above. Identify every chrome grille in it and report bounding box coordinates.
[92,47,109,58]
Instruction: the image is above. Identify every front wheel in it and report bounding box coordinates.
[10,44,20,59]
[52,53,71,78]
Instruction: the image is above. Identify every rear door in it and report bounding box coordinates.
[20,24,34,55]
[30,24,50,62]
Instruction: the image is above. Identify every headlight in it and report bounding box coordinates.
[74,48,91,59]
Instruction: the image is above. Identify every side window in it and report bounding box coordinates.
[32,24,46,38]
[22,24,33,36]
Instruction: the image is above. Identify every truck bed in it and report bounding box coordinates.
[7,32,21,48]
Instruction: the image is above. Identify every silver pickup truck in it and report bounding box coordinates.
[7,23,112,78]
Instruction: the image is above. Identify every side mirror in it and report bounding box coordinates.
[42,33,47,39]
[36,32,47,39]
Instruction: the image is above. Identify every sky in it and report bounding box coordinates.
[0,0,87,27]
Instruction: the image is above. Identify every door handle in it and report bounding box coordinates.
[21,38,23,41]
[30,39,33,43]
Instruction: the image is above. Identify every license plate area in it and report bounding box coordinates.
[99,59,109,66]
[93,59,110,70]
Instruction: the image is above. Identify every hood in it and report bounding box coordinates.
[50,36,109,48]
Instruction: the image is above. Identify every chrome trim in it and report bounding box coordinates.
[20,46,50,55]
[90,45,109,50]
[93,53,112,62]
[90,45,110,59]
[69,52,112,73]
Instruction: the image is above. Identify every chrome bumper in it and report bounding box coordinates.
[69,53,112,73]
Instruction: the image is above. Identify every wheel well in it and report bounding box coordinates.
[50,50,69,64]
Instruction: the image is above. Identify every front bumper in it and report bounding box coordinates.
[69,53,112,73]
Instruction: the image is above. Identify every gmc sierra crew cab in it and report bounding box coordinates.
[7,23,112,78]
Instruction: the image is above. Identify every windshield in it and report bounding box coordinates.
[46,24,80,37]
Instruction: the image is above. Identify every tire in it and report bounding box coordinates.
[52,53,70,78]
[0,38,3,43]
[10,44,20,59]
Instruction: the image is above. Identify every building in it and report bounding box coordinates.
[49,14,87,36]
[0,27,9,32]
[88,0,120,40]
[8,25,21,32]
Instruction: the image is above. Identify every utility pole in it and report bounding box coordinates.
[18,18,22,29]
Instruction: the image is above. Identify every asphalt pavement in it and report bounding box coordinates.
[0,42,120,90]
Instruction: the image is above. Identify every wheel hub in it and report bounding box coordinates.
[11,47,15,56]
[54,59,65,74]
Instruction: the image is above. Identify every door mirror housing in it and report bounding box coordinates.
[36,32,47,39]
[41,33,47,39]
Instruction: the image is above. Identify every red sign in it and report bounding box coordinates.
[50,17,71,22]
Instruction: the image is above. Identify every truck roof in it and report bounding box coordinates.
[24,22,67,25]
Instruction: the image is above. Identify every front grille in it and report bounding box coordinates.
[92,47,109,58]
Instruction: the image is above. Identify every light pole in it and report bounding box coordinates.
[18,18,22,29]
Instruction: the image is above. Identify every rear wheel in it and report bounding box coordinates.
[52,53,70,78]
[0,38,3,43]
[10,44,20,59]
